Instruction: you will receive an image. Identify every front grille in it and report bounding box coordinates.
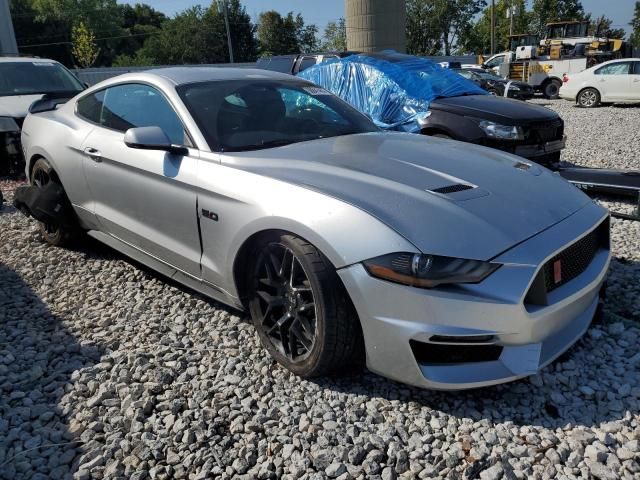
[525,118,564,144]
[431,184,473,194]
[525,218,609,305]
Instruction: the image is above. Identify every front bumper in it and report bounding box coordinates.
[513,135,566,159]
[0,130,24,177]
[338,202,610,390]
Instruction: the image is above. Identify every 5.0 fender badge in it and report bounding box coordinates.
[201,209,218,221]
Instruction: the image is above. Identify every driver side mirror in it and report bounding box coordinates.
[124,126,187,155]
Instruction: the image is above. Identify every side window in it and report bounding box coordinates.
[298,57,318,72]
[101,84,188,145]
[76,90,105,124]
[633,62,640,75]
[485,56,504,68]
[595,63,630,75]
[266,57,295,73]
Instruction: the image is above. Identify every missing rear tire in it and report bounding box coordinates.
[30,158,77,246]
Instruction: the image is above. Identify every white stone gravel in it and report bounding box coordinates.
[1,102,639,480]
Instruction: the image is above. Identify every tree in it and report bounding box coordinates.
[71,21,100,67]
[406,0,485,55]
[10,0,73,65]
[29,0,124,65]
[115,3,167,59]
[128,2,257,66]
[460,0,530,54]
[212,0,258,62]
[406,0,441,55]
[629,2,640,47]
[257,11,300,55]
[296,18,320,53]
[131,6,219,65]
[589,15,625,39]
[529,0,586,35]
[322,18,347,51]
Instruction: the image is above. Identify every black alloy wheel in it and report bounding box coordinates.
[252,242,317,362]
[247,232,364,377]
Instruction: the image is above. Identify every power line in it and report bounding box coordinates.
[18,30,164,48]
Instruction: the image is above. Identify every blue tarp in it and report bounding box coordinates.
[297,51,487,132]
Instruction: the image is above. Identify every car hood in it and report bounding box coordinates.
[225,132,590,260]
[0,94,45,119]
[431,95,557,124]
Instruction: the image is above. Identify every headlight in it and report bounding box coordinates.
[508,85,521,91]
[0,116,20,133]
[478,120,524,140]
[363,252,501,288]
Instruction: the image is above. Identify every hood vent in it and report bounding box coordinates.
[431,184,474,194]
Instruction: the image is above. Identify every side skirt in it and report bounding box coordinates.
[86,230,244,311]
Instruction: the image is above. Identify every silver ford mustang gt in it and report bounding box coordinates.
[19,68,610,390]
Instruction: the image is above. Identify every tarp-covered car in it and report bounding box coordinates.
[0,57,84,177]
[298,51,566,166]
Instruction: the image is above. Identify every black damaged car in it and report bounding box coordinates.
[453,67,535,100]
[286,51,565,167]
[0,57,84,177]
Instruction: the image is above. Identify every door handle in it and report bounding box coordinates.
[633,78,640,83]
[84,147,102,162]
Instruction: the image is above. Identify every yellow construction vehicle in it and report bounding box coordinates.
[480,21,631,98]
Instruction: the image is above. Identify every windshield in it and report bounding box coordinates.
[0,61,84,97]
[178,80,378,152]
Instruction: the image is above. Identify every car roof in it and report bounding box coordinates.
[0,57,62,64]
[598,58,640,65]
[146,67,297,85]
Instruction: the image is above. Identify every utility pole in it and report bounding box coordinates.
[509,2,514,37]
[0,0,19,56]
[490,0,495,54]
[218,0,234,63]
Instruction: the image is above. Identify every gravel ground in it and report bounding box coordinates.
[1,102,639,480]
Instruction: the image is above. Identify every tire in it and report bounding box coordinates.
[577,88,600,108]
[247,232,363,377]
[30,158,77,246]
[543,79,562,99]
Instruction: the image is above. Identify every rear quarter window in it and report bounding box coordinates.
[76,90,106,124]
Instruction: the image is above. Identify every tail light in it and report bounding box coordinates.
[562,74,569,83]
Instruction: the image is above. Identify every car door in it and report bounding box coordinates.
[80,83,202,277]
[593,62,631,101]
[630,61,640,101]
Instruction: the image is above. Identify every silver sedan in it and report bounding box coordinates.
[18,68,610,390]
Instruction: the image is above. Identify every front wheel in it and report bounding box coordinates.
[543,79,562,99]
[577,88,600,108]
[247,233,363,377]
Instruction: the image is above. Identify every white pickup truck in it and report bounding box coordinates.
[481,51,590,99]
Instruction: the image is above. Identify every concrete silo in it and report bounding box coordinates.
[346,0,406,53]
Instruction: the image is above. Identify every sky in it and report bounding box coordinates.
[120,0,636,36]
